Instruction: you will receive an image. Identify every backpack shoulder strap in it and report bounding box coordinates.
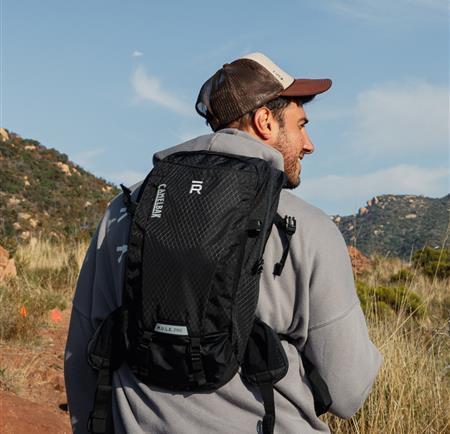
[119,184,136,216]
[119,171,153,217]
[87,307,128,434]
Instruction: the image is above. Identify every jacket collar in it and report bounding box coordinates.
[153,128,285,172]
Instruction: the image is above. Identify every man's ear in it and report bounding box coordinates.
[252,107,279,141]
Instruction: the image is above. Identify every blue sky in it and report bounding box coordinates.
[2,0,449,215]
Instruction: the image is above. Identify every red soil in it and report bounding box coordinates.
[0,310,71,433]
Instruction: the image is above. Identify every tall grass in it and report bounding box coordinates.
[0,238,88,343]
[323,256,450,433]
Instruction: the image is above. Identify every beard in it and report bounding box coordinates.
[273,128,301,189]
[285,171,301,190]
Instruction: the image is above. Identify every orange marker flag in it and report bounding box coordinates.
[50,308,62,323]
[20,305,27,318]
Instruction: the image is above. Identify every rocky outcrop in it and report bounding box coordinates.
[367,196,379,207]
[333,194,449,260]
[0,127,10,142]
[347,246,370,275]
[0,245,17,280]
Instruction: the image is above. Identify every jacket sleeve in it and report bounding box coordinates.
[64,230,99,434]
[64,190,136,433]
[303,219,382,419]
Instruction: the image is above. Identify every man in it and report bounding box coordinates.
[65,52,381,433]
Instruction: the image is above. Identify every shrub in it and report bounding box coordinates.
[412,246,450,279]
[356,281,425,318]
[389,268,415,284]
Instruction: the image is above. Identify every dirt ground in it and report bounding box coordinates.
[0,310,71,433]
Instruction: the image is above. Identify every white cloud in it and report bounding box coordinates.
[317,0,449,22]
[130,66,192,116]
[109,169,146,187]
[301,164,449,206]
[73,148,105,167]
[132,50,143,58]
[349,80,449,157]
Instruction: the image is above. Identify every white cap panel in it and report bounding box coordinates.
[240,52,294,89]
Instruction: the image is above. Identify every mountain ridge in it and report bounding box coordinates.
[332,193,449,260]
[1,128,448,259]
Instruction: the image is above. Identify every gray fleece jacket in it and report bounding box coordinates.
[64,129,381,434]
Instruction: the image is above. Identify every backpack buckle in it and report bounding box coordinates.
[189,338,206,386]
[283,216,296,236]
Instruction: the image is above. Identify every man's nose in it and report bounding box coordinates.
[302,130,315,154]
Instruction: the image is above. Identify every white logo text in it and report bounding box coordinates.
[189,180,203,195]
[151,184,167,218]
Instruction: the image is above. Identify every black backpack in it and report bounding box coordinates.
[87,151,331,434]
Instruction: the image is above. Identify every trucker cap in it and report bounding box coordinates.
[195,52,332,131]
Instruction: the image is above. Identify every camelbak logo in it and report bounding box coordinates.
[154,323,188,336]
[151,184,167,218]
[189,180,203,195]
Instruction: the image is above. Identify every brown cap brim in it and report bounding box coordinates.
[280,78,332,97]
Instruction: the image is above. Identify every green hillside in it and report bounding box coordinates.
[0,129,119,249]
[333,194,449,260]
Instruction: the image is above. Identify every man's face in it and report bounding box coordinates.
[270,102,315,189]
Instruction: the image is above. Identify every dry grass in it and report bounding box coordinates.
[323,256,450,433]
[1,238,449,432]
[15,237,87,277]
[0,354,42,394]
[0,238,88,343]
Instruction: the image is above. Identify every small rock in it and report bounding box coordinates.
[8,197,21,206]
[359,207,368,216]
[56,162,72,176]
[24,144,36,151]
[405,213,417,219]
[12,222,21,230]
[18,212,31,221]
[29,218,39,228]
[84,201,92,208]
[20,231,31,240]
